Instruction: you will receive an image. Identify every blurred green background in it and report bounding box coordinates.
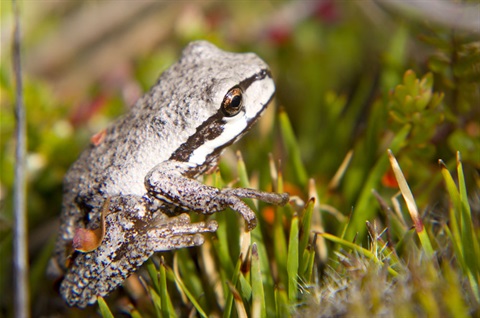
[1,1,479,316]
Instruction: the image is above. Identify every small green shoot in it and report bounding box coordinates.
[97,296,114,318]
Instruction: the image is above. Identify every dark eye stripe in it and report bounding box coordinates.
[169,68,272,172]
[238,69,271,91]
[169,112,224,164]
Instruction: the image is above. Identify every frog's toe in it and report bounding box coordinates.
[148,233,204,251]
[147,219,218,251]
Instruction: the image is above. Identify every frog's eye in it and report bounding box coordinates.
[221,87,243,117]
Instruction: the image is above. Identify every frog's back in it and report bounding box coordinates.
[64,41,272,201]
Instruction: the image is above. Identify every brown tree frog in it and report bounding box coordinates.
[53,41,289,307]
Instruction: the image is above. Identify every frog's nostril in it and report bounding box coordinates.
[256,69,272,80]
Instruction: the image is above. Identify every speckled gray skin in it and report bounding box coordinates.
[60,196,218,305]
[54,41,289,307]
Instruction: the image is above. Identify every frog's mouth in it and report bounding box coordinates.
[170,68,275,170]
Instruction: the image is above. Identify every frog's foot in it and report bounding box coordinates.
[145,161,290,231]
[223,188,290,206]
[214,188,289,231]
[147,213,218,251]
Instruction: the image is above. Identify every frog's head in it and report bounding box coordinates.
[169,41,275,170]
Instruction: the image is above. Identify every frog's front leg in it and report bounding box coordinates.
[145,160,289,231]
[61,195,217,308]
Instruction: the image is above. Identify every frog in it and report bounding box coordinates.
[52,40,289,308]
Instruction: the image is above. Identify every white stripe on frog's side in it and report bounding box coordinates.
[187,77,274,166]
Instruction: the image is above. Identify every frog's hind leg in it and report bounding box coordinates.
[59,198,218,308]
[147,213,218,251]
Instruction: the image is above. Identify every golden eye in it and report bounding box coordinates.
[221,87,243,117]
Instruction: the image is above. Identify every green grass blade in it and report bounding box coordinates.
[175,249,205,308]
[97,296,114,318]
[443,226,464,268]
[278,109,308,186]
[302,245,316,283]
[227,281,248,318]
[274,205,288,288]
[456,152,471,217]
[439,157,480,301]
[272,155,289,289]
[130,308,144,318]
[236,151,256,211]
[167,266,208,318]
[251,244,266,318]
[146,259,161,298]
[299,198,314,268]
[237,274,252,302]
[214,222,235,278]
[287,214,299,303]
[455,153,480,301]
[456,154,480,266]
[223,256,243,318]
[145,259,163,317]
[159,260,176,318]
[148,287,163,318]
[275,288,289,318]
[439,160,464,260]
